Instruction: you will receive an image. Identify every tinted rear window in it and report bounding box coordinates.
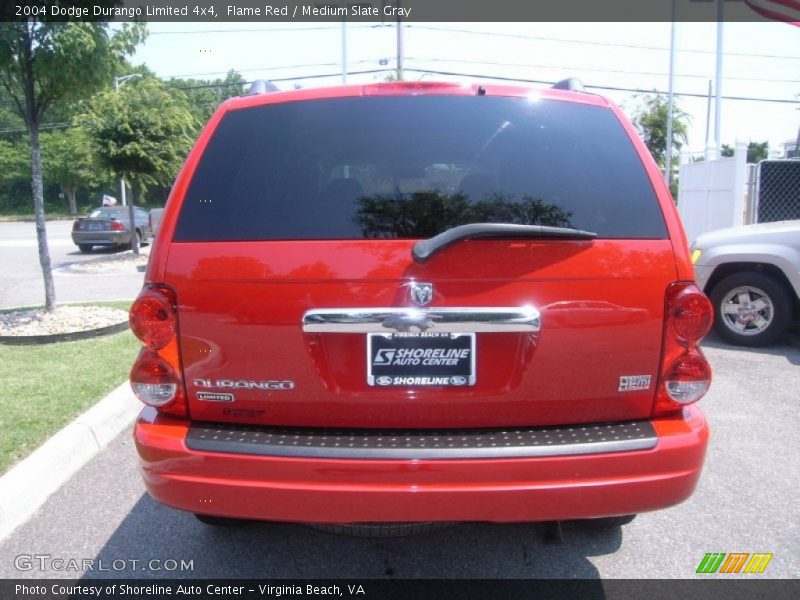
[174,96,667,241]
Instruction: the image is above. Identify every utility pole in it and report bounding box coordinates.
[664,0,677,186]
[705,79,712,148]
[714,0,724,151]
[396,2,404,80]
[341,19,347,84]
[114,74,141,255]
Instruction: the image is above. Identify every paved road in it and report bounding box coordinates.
[0,220,145,309]
[1,333,798,579]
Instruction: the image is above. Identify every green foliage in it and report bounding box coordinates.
[41,127,104,191]
[165,69,246,125]
[632,94,689,168]
[81,78,198,195]
[0,137,29,187]
[41,127,107,213]
[0,22,147,128]
[720,141,769,163]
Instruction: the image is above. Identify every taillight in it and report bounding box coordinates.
[667,286,713,345]
[72,221,79,231]
[654,282,713,416]
[130,350,179,407]
[129,285,187,417]
[664,350,712,404]
[111,219,125,231]
[129,288,175,349]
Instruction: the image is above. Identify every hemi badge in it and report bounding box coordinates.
[197,392,235,402]
[618,375,652,392]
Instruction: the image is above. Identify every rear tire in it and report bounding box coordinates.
[306,522,454,538]
[77,244,93,253]
[193,514,248,527]
[709,271,792,347]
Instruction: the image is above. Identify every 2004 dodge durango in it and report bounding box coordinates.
[129,81,713,532]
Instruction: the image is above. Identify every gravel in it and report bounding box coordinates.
[66,246,150,274]
[0,306,129,336]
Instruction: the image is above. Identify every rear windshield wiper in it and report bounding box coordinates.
[412,223,597,263]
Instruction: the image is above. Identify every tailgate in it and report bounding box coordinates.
[167,238,676,428]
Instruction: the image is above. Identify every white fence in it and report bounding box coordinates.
[677,141,749,244]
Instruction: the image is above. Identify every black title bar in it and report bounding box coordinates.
[1,0,790,23]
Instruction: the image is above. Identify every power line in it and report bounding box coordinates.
[150,25,381,35]
[2,65,795,136]
[407,25,800,62]
[0,122,70,134]
[404,56,800,84]
[404,68,800,104]
[162,58,387,80]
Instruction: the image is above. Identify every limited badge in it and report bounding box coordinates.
[619,375,652,392]
[197,391,234,402]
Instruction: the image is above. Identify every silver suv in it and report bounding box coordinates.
[692,220,800,346]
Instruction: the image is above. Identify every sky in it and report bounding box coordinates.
[128,21,800,157]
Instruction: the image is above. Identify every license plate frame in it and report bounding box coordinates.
[366,332,476,387]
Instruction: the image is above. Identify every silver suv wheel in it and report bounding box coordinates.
[710,271,792,347]
[719,285,774,336]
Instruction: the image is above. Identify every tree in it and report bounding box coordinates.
[0,22,145,310]
[165,69,246,126]
[0,138,29,189]
[721,141,769,163]
[81,78,197,208]
[632,94,690,170]
[41,127,105,216]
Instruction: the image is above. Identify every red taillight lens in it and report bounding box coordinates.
[111,219,125,231]
[129,285,187,417]
[664,349,712,404]
[130,349,179,407]
[668,286,713,345]
[654,282,713,416]
[72,221,79,231]
[130,287,176,349]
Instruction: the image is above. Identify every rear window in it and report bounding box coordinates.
[89,208,123,219]
[174,95,667,241]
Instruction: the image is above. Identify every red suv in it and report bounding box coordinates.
[130,81,712,531]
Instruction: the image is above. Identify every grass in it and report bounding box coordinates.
[0,300,139,474]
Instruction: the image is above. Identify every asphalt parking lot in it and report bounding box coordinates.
[1,331,798,579]
[0,220,145,309]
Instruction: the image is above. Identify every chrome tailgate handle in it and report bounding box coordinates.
[302,307,541,333]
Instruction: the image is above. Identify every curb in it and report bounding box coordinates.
[0,321,130,346]
[0,382,140,543]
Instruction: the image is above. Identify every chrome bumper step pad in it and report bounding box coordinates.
[186,420,657,460]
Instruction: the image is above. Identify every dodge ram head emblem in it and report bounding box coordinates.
[409,282,433,306]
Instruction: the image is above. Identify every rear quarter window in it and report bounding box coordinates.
[174,95,667,241]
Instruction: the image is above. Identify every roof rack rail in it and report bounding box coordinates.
[551,78,584,92]
[246,80,279,95]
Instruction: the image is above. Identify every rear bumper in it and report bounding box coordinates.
[134,406,709,523]
[72,231,131,246]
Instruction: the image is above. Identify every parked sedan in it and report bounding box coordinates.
[71,206,151,253]
[692,220,800,346]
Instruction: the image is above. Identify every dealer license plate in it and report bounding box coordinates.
[367,332,475,387]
